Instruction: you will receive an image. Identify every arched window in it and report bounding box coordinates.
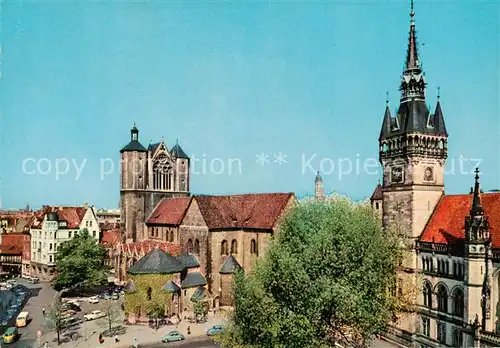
[186,239,193,254]
[436,284,448,313]
[231,240,238,254]
[147,287,152,301]
[194,239,200,254]
[452,288,464,317]
[250,239,257,255]
[423,282,432,309]
[221,240,228,255]
[453,327,463,347]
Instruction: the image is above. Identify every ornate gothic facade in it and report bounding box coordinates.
[120,125,190,243]
[370,2,500,347]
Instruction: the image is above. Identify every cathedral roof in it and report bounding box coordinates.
[181,272,207,289]
[176,253,200,269]
[194,193,295,230]
[219,255,242,274]
[370,184,383,201]
[120,140,147,153]
[127,247,185,275]
[171,144,189,159]
[146,197,192,226]
[420,193,500,248]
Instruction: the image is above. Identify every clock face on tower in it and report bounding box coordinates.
[391,167,403,184]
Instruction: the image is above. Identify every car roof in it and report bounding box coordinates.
[4,327,17,334]
[169,331,181,334]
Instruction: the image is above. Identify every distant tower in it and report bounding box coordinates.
[315,172,325,201]
[370,180,383,222]
[464,168,492,331]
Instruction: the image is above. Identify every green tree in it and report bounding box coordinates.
[97,300,123,335]
[217,196,410,348]
[193,301,204,323]
[43,294,65,345]
[147,303,165,330]
[52,228,108,291]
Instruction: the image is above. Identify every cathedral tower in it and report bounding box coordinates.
[379,0,448,240]
[315,171,325,201]
[120,124,190,243]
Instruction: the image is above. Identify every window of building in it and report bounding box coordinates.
[221,240,228,255]
[194,239,200,255]
[453,327,462,347]
[250,239,257,255]
[49,255,52,263]
[423,282,432,309]
[452,288,464,318]
[187,239,193,253]
[90,221,92,227]
[49,244,53,251]
[376,202,379,209]
[421,317,430,337]
[231,240,238,254]
[437,285,448,313]
[437,322,446,344]
[169,231,174,243]
[68,231,72,238]
[86,221,89,227]
[92,231,96,238]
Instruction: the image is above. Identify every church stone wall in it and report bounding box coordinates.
[220,274,234,306]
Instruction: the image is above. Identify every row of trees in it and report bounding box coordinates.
[216,196,413,348]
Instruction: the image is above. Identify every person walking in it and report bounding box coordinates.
[42,307,45,316]
[133,337,139,348]
[187,326,191,336]
[98,333,104,344]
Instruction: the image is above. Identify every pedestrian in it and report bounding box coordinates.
[99,333,104,344]
[187,326,191,335]
[133,337,138,348]
[114,335,119,343]
[42,307,45,316]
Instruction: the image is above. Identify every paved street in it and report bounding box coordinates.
[7,278,57,348]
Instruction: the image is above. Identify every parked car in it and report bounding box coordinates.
[84,310,105,321]
[6,279,16,285]
[206,325,224,336]
[88,296,99,304]
[161,331,185,343]
[61,309,77,316]
[61,302,80,311]
[1,327,19,344]
[28,277,39,284]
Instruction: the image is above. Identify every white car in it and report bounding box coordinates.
[88,296,99,304]
[84,310,105,321]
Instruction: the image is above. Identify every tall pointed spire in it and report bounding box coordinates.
[405,0,419,71]
[471,168,483,216]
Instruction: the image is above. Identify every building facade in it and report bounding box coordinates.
[29,205,100,280]
[120,125,190,243]
[373,2,500,347]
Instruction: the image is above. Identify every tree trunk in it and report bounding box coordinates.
[57,328,61,345]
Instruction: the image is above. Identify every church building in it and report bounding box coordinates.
[371,2,500,347]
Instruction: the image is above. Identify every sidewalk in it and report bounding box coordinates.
[39,314,225,348]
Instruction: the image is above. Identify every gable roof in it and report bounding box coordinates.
[127,248,185,275]
[162,280,181,293]
[120,240,181,256]
[31,206,88,229]
[0,233,24,255]
[370,184,383,201]
[193,193,294,230]
[100,229,120,247]
[120,140,147,153]
[147,197,192,225]
[420,193,500,248]
[170,144,189,159]
[219,255,242,274]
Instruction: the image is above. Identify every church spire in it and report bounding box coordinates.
[405,0,420,72]
[471,168,484,217]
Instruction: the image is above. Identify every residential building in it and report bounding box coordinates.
[372,2,500,347]
[0,233,24,275]
[29,205,100,280]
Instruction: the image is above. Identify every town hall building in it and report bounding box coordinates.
[370,2,500,347]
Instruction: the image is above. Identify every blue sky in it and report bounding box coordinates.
[0,1,499,209]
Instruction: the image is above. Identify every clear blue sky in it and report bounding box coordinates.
[1,1,499,209]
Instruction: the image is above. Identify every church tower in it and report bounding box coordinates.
[315,171,325,201]
[379,0,448,240]
[120,124,147,243]
[464,168,493,331]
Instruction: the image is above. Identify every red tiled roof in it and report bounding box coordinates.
[121,240,181,256]
[31,206,87,229]
[420,193,500,248]
[194,193,295,230]
[147,197,192,225]
[0,233,24,255]
[101,229,120,247]
[370,184,383,201]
